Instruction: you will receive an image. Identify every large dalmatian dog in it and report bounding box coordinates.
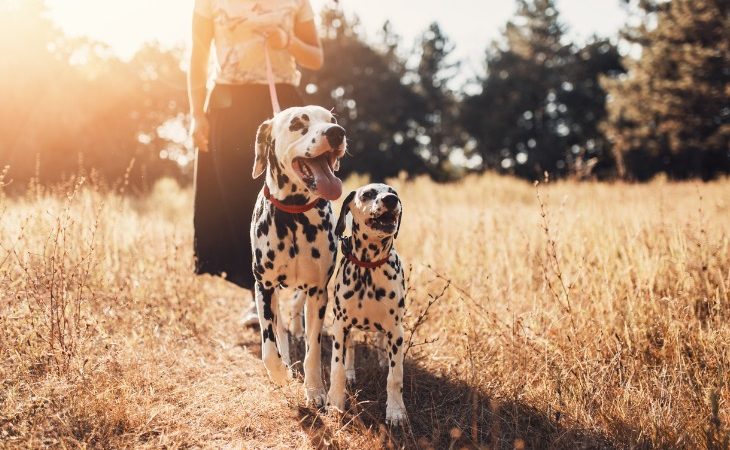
[327,183,408,425]
[250,106,346,406]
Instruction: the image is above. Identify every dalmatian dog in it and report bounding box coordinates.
[327,183,407,425]
[250,106,346,406]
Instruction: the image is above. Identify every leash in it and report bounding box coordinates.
[261,38,325,214]
[264,46,281,114]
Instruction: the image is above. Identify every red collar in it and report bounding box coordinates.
[263,185,320,214]
[345,251,390,269]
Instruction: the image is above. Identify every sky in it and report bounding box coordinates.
[46,0,629,77]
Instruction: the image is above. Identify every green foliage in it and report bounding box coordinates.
[0,0,189,191]
[603,0,730,180]
[300,6,430,181]
[413,23,464,181]
[462,0,624,180]
[1,0,725,187]
[561,39,625,177]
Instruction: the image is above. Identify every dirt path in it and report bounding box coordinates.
[128,293,387,449]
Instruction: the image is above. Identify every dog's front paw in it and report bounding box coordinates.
[385,406,407,426]
[305,385,327,408]
[266,360,291,387]
[326,390,345,415]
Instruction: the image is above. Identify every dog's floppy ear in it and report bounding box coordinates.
[335,190,356,237]
[394,204,403,239]
[252,120,272,179]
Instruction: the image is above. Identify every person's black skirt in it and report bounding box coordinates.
[193,83,303,289]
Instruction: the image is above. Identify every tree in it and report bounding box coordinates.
[560,38,624,178]
[603,0,730,180]
[300,3,429,181]
[462,0,574,179]
[413,23,463,181]
[0,0,189,191]
[0,0,77,184]
[462,0,625,180]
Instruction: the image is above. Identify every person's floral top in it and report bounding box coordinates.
[194,0,315,85]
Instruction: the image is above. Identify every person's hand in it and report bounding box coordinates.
[192,113,210,152]
[258,26,289,50]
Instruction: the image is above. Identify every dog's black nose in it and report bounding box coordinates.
[325,125,345,149]
[381,194,399,210]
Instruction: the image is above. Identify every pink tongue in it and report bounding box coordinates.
[309,154,342,200]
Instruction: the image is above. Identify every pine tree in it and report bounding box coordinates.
[463,0,626,180]
[414,23,462,181]
[463,0,574,179]
[300,3,429,181]
[603,0,730,180]
[0,0,189,189]
[561,38,624,178]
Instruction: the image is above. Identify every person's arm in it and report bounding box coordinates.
[261,19,323,70]
[289,19,323,70]
[188,13,213,152]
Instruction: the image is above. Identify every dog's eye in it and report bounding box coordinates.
[361,190,376,201]
[330,116,337,124]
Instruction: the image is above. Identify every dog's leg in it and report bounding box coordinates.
[289,290,306,340]
[254,282,290,386]
[345,331,356,385]
[385,323,407,426]
[326,322,347,414]
[303,290,327,407]
[377,333,389,369]
[275,300,291,368]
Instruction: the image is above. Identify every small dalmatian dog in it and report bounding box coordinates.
[250,106,346,406]
[327,183,407,425]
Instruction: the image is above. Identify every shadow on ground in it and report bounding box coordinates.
[240,333,626,450]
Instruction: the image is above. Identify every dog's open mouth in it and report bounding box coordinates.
[292,152,342,201]
[368,210,398,233]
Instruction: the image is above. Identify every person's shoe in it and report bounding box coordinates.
[242,304,259,328]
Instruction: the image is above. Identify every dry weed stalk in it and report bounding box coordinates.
[404,277,448,359]
[534,176,577,335]
[8,177,100,375]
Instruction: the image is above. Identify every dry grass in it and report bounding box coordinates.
[1,172,729,449]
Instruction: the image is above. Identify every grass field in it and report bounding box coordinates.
[1,173,728,449]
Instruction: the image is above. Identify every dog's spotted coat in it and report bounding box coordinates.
[250,106,346,406]
[327,183,408,425]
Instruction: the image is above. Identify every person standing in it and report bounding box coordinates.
[188,0,323,325]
